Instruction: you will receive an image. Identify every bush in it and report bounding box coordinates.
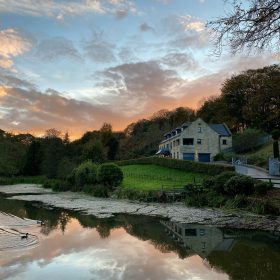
[224,195,248,209]
[97,163,123,188]
[254,181,273,195]
[116,156,234,176]
[224,175,255,196]
[233,129,266,153]
[43,179,68,191]
[83,184,109,198]
[212,171,237,194]
[202,177,216,189]
[75,161,98,187]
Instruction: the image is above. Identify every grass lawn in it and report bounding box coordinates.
[120,164,208,191]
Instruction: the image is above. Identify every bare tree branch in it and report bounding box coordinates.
[208,0,280,55]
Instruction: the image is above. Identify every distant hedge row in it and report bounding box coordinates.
[116,157,234,175]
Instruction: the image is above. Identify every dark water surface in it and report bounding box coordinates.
[0,195,280,280]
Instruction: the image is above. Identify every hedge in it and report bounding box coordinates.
[115,156,234,175]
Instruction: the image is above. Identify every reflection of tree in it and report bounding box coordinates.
[207,240,280,280]
[96,224,111,239]
[59,212,71,234]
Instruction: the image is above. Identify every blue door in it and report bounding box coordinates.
[183,153,195,161]
[198,153,210,162]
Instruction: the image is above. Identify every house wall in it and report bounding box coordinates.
[179,119,219,160]
[159,118,232,161]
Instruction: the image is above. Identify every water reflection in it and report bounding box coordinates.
[0,195,280,280]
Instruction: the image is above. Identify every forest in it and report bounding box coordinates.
[0,64,279,179]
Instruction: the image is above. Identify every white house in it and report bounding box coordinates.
[157,118,232,162]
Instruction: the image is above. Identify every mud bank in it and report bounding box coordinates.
[1,184,280,232]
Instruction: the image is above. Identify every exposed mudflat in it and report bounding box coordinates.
[1,184,280,232]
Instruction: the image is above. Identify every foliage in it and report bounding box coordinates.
[208,0,280,54]
[224,175,255,196]
[119,107,195,159]
[224,195,248,209]
[272,129,280,158]
[83,184,109,198]
[254,181,273,196]
[97,163,123,188]
[233,129,267,153]
[56,157,76,180]
[210,171,236,194]
[197,65,280,133]
[43,179,68,192]
[213,151,235,162]
[0,176,46,185]
[23,140,43,176]
[82,140,106,163]
[75,161,98,187]
[117,157,234,176]
[0,135,27,176]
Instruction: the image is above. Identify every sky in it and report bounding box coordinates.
[0,0,278,138]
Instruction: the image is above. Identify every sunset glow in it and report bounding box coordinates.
[0,0,278,138]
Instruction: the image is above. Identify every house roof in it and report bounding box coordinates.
[209,124,231,136]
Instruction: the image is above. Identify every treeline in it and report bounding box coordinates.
[0,64,279,178]
[197,64,280,132]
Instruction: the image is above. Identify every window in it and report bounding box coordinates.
[177,152,179,159]
[198,127,202,133]
[185,228,197,236]
[176,139,180,146]
[199,229,205,236]
[183,138,194,145]
[222,139,227,145]
[197,139,202,145]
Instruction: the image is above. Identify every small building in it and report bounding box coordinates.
[157,118,232,162]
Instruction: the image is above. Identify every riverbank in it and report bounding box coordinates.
[1,184,280,232]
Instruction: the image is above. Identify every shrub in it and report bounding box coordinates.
[212,171,236,194]
[224,175,255,196]
[233,129,266,153]
[83,184,109,198]
[116,156,234,175]
[97,163,123,188]
[254,181,272,195]
[202,177,216,189]
[224,195,248,209]
[43,179,68,191]
[75,161,98,187]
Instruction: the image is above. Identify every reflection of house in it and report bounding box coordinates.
[157,118,232,162]
[161,221,235,258]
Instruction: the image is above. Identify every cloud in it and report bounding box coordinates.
[36,37,81,61]
[0,28,32,69]
[0,0,137,20]
[160,15,209,50]
[161,52,198,71]
[0,73,121,136]
[139,23,155,33]
[83,31,116,63]
[0,54,275,137]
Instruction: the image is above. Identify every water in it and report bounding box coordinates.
[0,195,280,280]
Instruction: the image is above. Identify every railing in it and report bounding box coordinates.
[252,177,280,186]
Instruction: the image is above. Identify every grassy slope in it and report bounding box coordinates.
[242,141,273,168]
[120,164,208,191]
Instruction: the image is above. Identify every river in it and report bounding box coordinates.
[0,193,280,280]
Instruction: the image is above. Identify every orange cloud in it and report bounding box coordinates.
[0,28,32,69]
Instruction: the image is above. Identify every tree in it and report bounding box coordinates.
[272,129,280,158]
[44,128,62,139]
[197,65,280,133]
[208,0,280,54]
[23,140,43,176]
